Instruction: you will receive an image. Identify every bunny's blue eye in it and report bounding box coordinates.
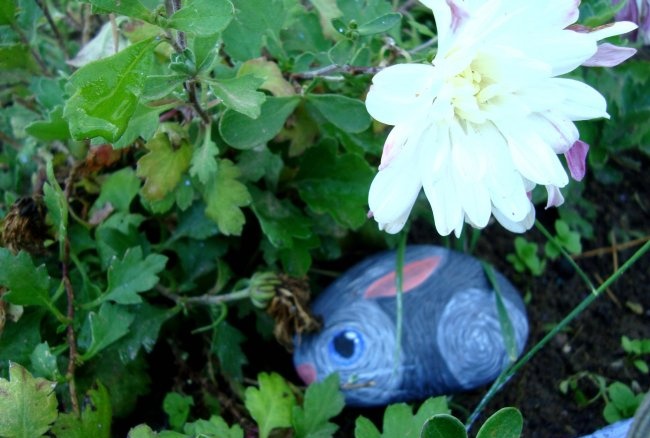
[328,329,365,366]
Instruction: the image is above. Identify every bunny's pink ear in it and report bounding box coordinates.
[363,256,441,299]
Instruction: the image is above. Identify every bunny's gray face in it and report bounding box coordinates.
[293,298,403,406]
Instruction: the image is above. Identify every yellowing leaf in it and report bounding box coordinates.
[244,372,296,438]
[203,159,251,236]
[0,362,58,438]
[137,132,192,201]
[238,59,295,97]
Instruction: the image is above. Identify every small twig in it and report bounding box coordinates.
[35,0,69,59]
[157,284,251,306]
[572,235,650,259]
[290,64,382,80]
[62,164,81,416]
[187,80,211,125]
[10,23,51,75]
[594,272,621,308]
[81,3,92,46]
[109,13,119,54]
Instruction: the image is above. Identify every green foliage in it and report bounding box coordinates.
[50,383,112,438]
[506,237,546,277]
[163,392,194,431]
[475,408,523,438]
[292,373,345,438]
[0,249,52,307]
[0,363,58,438]
[603,382,644,424]
[622,336,650,373]
[420,414,466,438]
[544,220,582,260]
[244,372,296,438]
[355,396,449,438]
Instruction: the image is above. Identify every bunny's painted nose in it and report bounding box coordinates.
[296,363,317,385]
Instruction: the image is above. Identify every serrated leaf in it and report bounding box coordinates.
[250,187,311,248]
[116,303,172,361]
[102,247,167,304]
[296,142,374,228]
[237,146,284,188]
[244,372,296,438]
[420,415,466,438]
[137,132,193,200]
[207,75,266,118]
[25,106,71,141]
[358,12,401,36]
[50,383,112,438]
[0,249,52,308]
[203,159,251,235]
[63,37,158,141]
[184,415,243,438]
[168,0,234,36]
[30,342,60,381]
[475,407,523,438]
[171,201,220,240]
[221,0,293,61]
[91,167,141,217]
[354,417,381,438]
[190,135,219,185]
[78,303,135,361]
[220,96,300,149]
[238,59,295,97]
[112,104,161,149]
[164,392,194,431]
[0,362,58,438]
[212,322,247,380]
[292,373,344,438]
[0,313,43,377]
[307,94,371,133]
[81,0,154,22]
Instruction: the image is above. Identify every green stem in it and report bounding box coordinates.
[393,231,407,370]
[535,220,595,292]
[466,239,650,430]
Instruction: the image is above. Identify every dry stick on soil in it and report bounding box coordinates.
[572,235,650,259]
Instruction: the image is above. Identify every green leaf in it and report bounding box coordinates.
[30,342,60,381]
[91,167,141,217]
[211,322,247,380]
[579,0,626,27]
[82,0,154,23]
[292,373,345,438]
[168,0,234,36]
[0,0,16,24]
[208,75,266,118]
[203,159,251,235]
[112,104,161,149]
[115,303,173,361]
[184,415,244,438]
[296,142,374,228]
[307,94,371,133]
[163,392,194,431]
[244,372,296,438]
[0,362,58,438]
[44,160,68,254]
[78,303,135,361]
[354,417,381,438]
[103,246,168,305]
[250,187,311,248]
[0,249,52,308]
[219,96,299,149]
[50,383,112,438]
[171,202,220,240]
[420,415,466,438]
[63,37,158,142]
[25,106,71,141]
[358,12,401,36]
[328,39,356,65]
[221,0,294,61]
[190,135,219,185]
[476,407,523,438]
[137,132,193,201]
[238,59,295,97]
[0,313,43,377]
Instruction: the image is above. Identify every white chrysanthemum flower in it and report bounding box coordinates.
[366,0,637,236]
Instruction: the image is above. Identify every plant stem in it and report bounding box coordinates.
[157,284,252,306]
[466,239,650,430]
[35,0,69,59]
[393,231,407,369]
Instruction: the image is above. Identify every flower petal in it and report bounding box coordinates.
[368,147,422,234]
[564,139,590,181]
[582,43,637,67]
[552,78,609,120]
[365,64,437,125]
[545,185,565,208]
[492,203,535,233]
